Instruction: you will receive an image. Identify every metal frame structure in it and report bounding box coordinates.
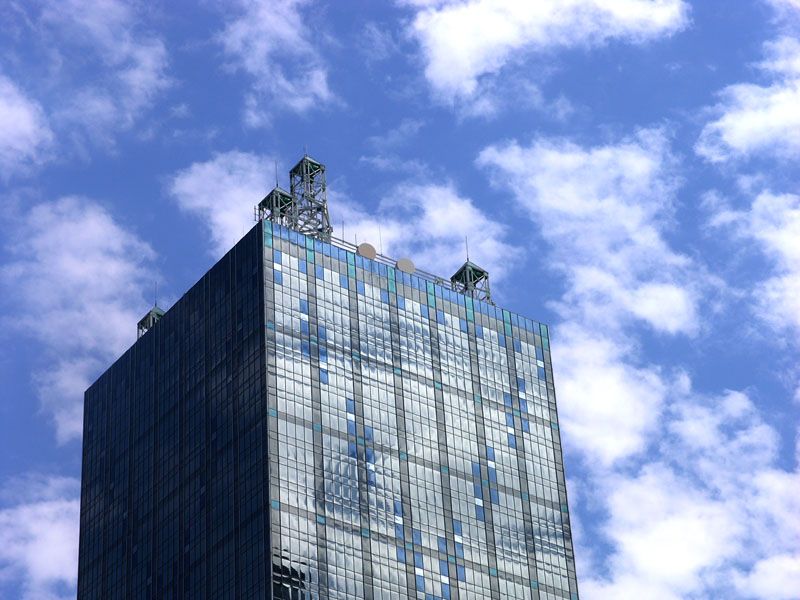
[450,261,492,304]
[255,186,294,225]
[256,155,333,242]
[137,305,165,338]
[288,155,333,241]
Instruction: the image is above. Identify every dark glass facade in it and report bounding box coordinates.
[78,220,579,600]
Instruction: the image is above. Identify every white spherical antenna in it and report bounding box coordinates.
[396,258,415,274]
[357,242,377,259]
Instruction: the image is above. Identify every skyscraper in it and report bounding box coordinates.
[78,157,579,600]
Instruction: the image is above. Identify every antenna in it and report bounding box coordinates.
[465,236,470,261]
[378,225,384,255]
[274,161,279,187]
[138,285,166,338]
[451,261,492,304]
[287,155,333,241]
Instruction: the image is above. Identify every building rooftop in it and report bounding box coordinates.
[266,220,548,338]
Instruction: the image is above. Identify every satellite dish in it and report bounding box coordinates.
[357,242,377,259]
[396,258,415,274]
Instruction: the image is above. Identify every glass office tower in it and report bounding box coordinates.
[78,219,579,599]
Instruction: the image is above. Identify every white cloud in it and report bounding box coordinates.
[766,0,800,18]
[41,0,170,140]
[0,197,155,442]
[0,475,80,600]
[366,118,425,150]
[405,0,689,111]
[735,554,800,600]
[358,21,402,65]
[666,391,781,496]
[333,183,518,282]
[582,387,798,599]
[584,466,743,599]
[748,469,800,558]
[0,0,170,150]
[0,75,53,179]
[553,323,670,467]
[697,37,800,162]
[478,128,698,336]
[710,191,800,333]
[358,154,428,177]
[604,467,742,592]
[168,151,275,258]
[217,0,335,126]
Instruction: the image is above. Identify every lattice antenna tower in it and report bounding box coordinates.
[255,185,294,226]
[254,156,333,242]
[288,155,333,241]
[137,304,165,338]
[450,261,492,304]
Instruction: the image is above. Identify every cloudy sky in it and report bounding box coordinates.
[1,0,799,598]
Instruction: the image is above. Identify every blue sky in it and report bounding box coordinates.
[1,0,799,598]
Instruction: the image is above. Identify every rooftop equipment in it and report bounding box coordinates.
[137,305,165,338]
[255,186,294,225]
[450,261,492,303]
[255,155,333,242]
[288,155,333,242]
